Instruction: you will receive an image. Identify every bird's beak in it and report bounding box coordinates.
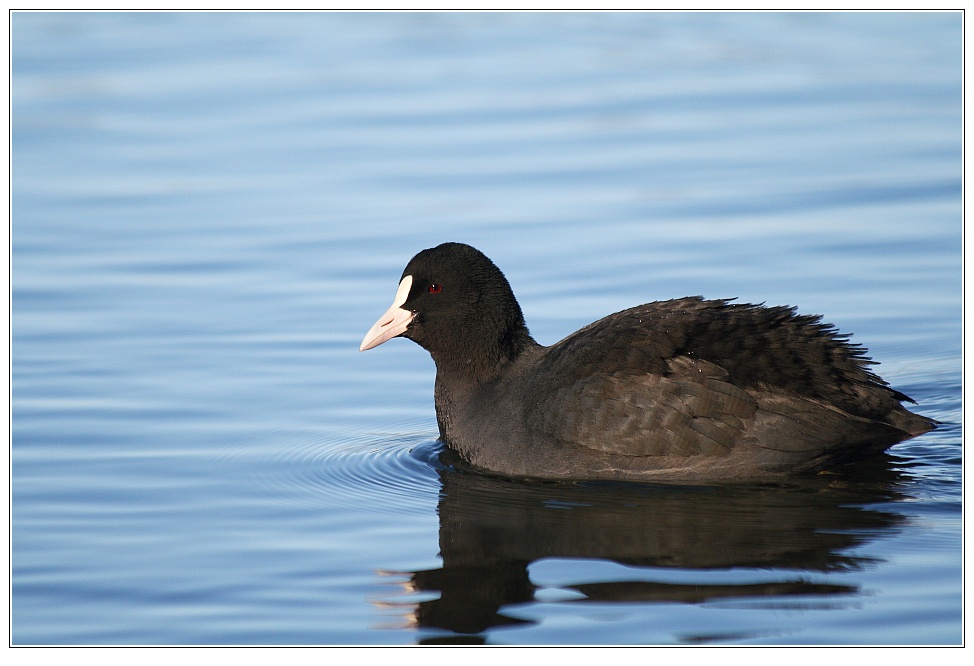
[360,275,415,351]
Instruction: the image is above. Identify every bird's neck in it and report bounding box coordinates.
[430,326,538,386]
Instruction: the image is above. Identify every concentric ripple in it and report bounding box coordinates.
[215,428,447,515]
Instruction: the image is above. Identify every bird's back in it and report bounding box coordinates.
[515,297,933,479]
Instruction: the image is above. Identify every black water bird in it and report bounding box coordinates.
[360,242,934,481]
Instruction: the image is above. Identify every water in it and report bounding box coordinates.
[11,12,962,645]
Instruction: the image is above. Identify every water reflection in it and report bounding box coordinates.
[379,452,908,643]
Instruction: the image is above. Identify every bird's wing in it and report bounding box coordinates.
[521,297,910,461]
[526,349,757,457]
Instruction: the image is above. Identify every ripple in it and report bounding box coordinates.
[216,429,446,515]
[312,435,446,513]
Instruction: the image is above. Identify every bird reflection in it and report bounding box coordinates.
[375,448,908,642]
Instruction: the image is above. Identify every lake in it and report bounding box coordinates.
[11,11,962,645]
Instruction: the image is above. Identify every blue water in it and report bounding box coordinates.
[11,12,962,645]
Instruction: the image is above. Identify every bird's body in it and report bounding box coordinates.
[360,243,934,482]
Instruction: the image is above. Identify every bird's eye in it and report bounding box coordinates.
[428,283,443,294]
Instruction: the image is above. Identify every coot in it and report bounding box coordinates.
[360,242,934,481]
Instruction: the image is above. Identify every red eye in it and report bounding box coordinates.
[428,283,443,294]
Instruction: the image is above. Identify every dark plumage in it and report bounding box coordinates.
[360,242,935,482]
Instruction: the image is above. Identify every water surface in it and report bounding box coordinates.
[11,11,962,645]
